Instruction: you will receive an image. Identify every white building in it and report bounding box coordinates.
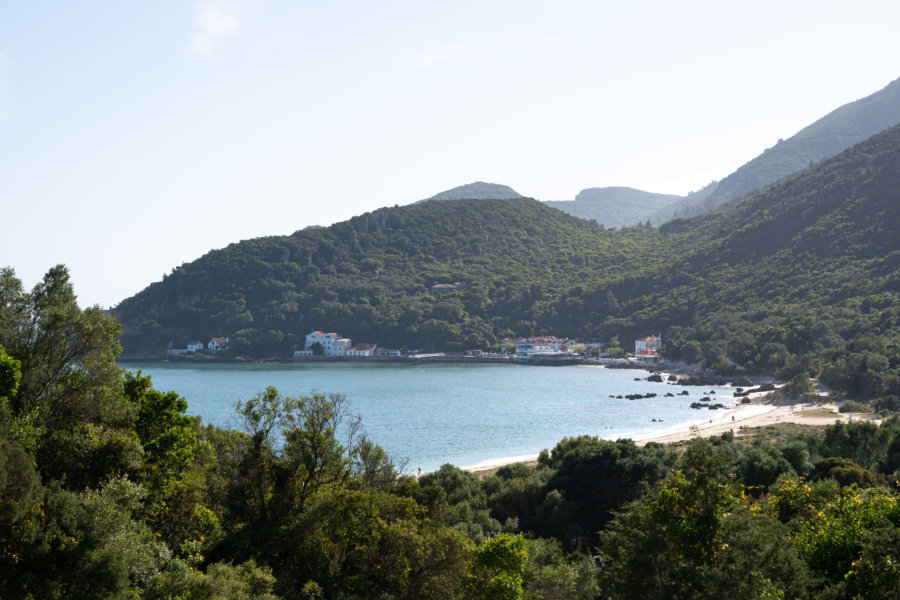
[634,335,662,354]
[186,340,204,353]
[208,336,230,352]
[305,331,352,356]
[346,343,377,357]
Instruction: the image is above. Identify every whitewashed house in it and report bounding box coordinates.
[186,341,204,353]
[305,331,352,356]
[634,335,662,354]
[346,343,377,357]
[208,336,230,352]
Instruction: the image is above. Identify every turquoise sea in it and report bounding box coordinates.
[125,362,738,473]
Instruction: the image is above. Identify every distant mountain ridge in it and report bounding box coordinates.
[543,187,681,228]
[426,181,523,201]
[647,76,900,222]
[541,77,900,227]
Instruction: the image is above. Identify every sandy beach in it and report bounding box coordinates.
[465,385,855,474]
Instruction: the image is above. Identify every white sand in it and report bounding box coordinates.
[465,389,856,473]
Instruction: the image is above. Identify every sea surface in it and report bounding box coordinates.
[124,361,738,473]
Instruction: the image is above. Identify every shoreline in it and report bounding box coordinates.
[464,390,855,474]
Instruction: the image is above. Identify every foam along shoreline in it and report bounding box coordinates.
[462,387,855,474]
[462,398,773,474]
[631,399,779,446]
[460,453,541,473]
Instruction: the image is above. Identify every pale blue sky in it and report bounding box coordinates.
[2,1,899,307]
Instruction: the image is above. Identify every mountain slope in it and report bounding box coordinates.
[599,123,900,393]
[543,187,681,228]
[115,126,900,396]
[114,199,659,358]
[648,76,900,223]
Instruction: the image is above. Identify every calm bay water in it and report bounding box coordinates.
[125,362,737,473]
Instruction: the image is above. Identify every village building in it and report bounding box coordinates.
[305,331,352,356]
[634,335,662,362]
[375,348,402,357]
[207,336,230,352]
[634,335,662,354]
[506,336,576,354]
[186,340,205,353]
[346,343,377,357]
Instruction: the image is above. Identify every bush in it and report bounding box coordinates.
[874,395,900,413]
[838,400,871,413]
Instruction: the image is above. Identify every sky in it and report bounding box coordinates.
[1,1,899,308]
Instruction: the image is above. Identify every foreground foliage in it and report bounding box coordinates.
[4,267,900,598]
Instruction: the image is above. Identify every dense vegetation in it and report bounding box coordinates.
[6,267,900,598]
[114,198,662,357]
[543,186,681,228]
[116,124,899,403]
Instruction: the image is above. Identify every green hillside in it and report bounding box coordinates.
[649,76,900,223]
[115,199,660,358]
[115,125,899,397]
[603,124,900,396]
[543,186,681,228]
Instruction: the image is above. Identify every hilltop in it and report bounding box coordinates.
[425,181,524,201]
[542,77,900,227]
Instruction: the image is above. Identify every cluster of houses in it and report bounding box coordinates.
[504,334,662,362]
[166,329,664,362]
[293,331,401,358]
[504,336,598,356]
[167,336,231,357]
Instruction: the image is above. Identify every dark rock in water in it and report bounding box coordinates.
[735,388,744,393]
[691,401,726,409]
[701,396,711,402]
[647,374,663,383]
[634,377,642,381]
[741,398,751,404]
[665,393,674,397]
[680,390,690,396]
[668,374,678,381]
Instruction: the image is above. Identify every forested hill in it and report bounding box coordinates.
[543,186,681,228]
[601,123,900,396]
[648,76,900,223]
[116,124,899,398]
[114,198,661,358]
